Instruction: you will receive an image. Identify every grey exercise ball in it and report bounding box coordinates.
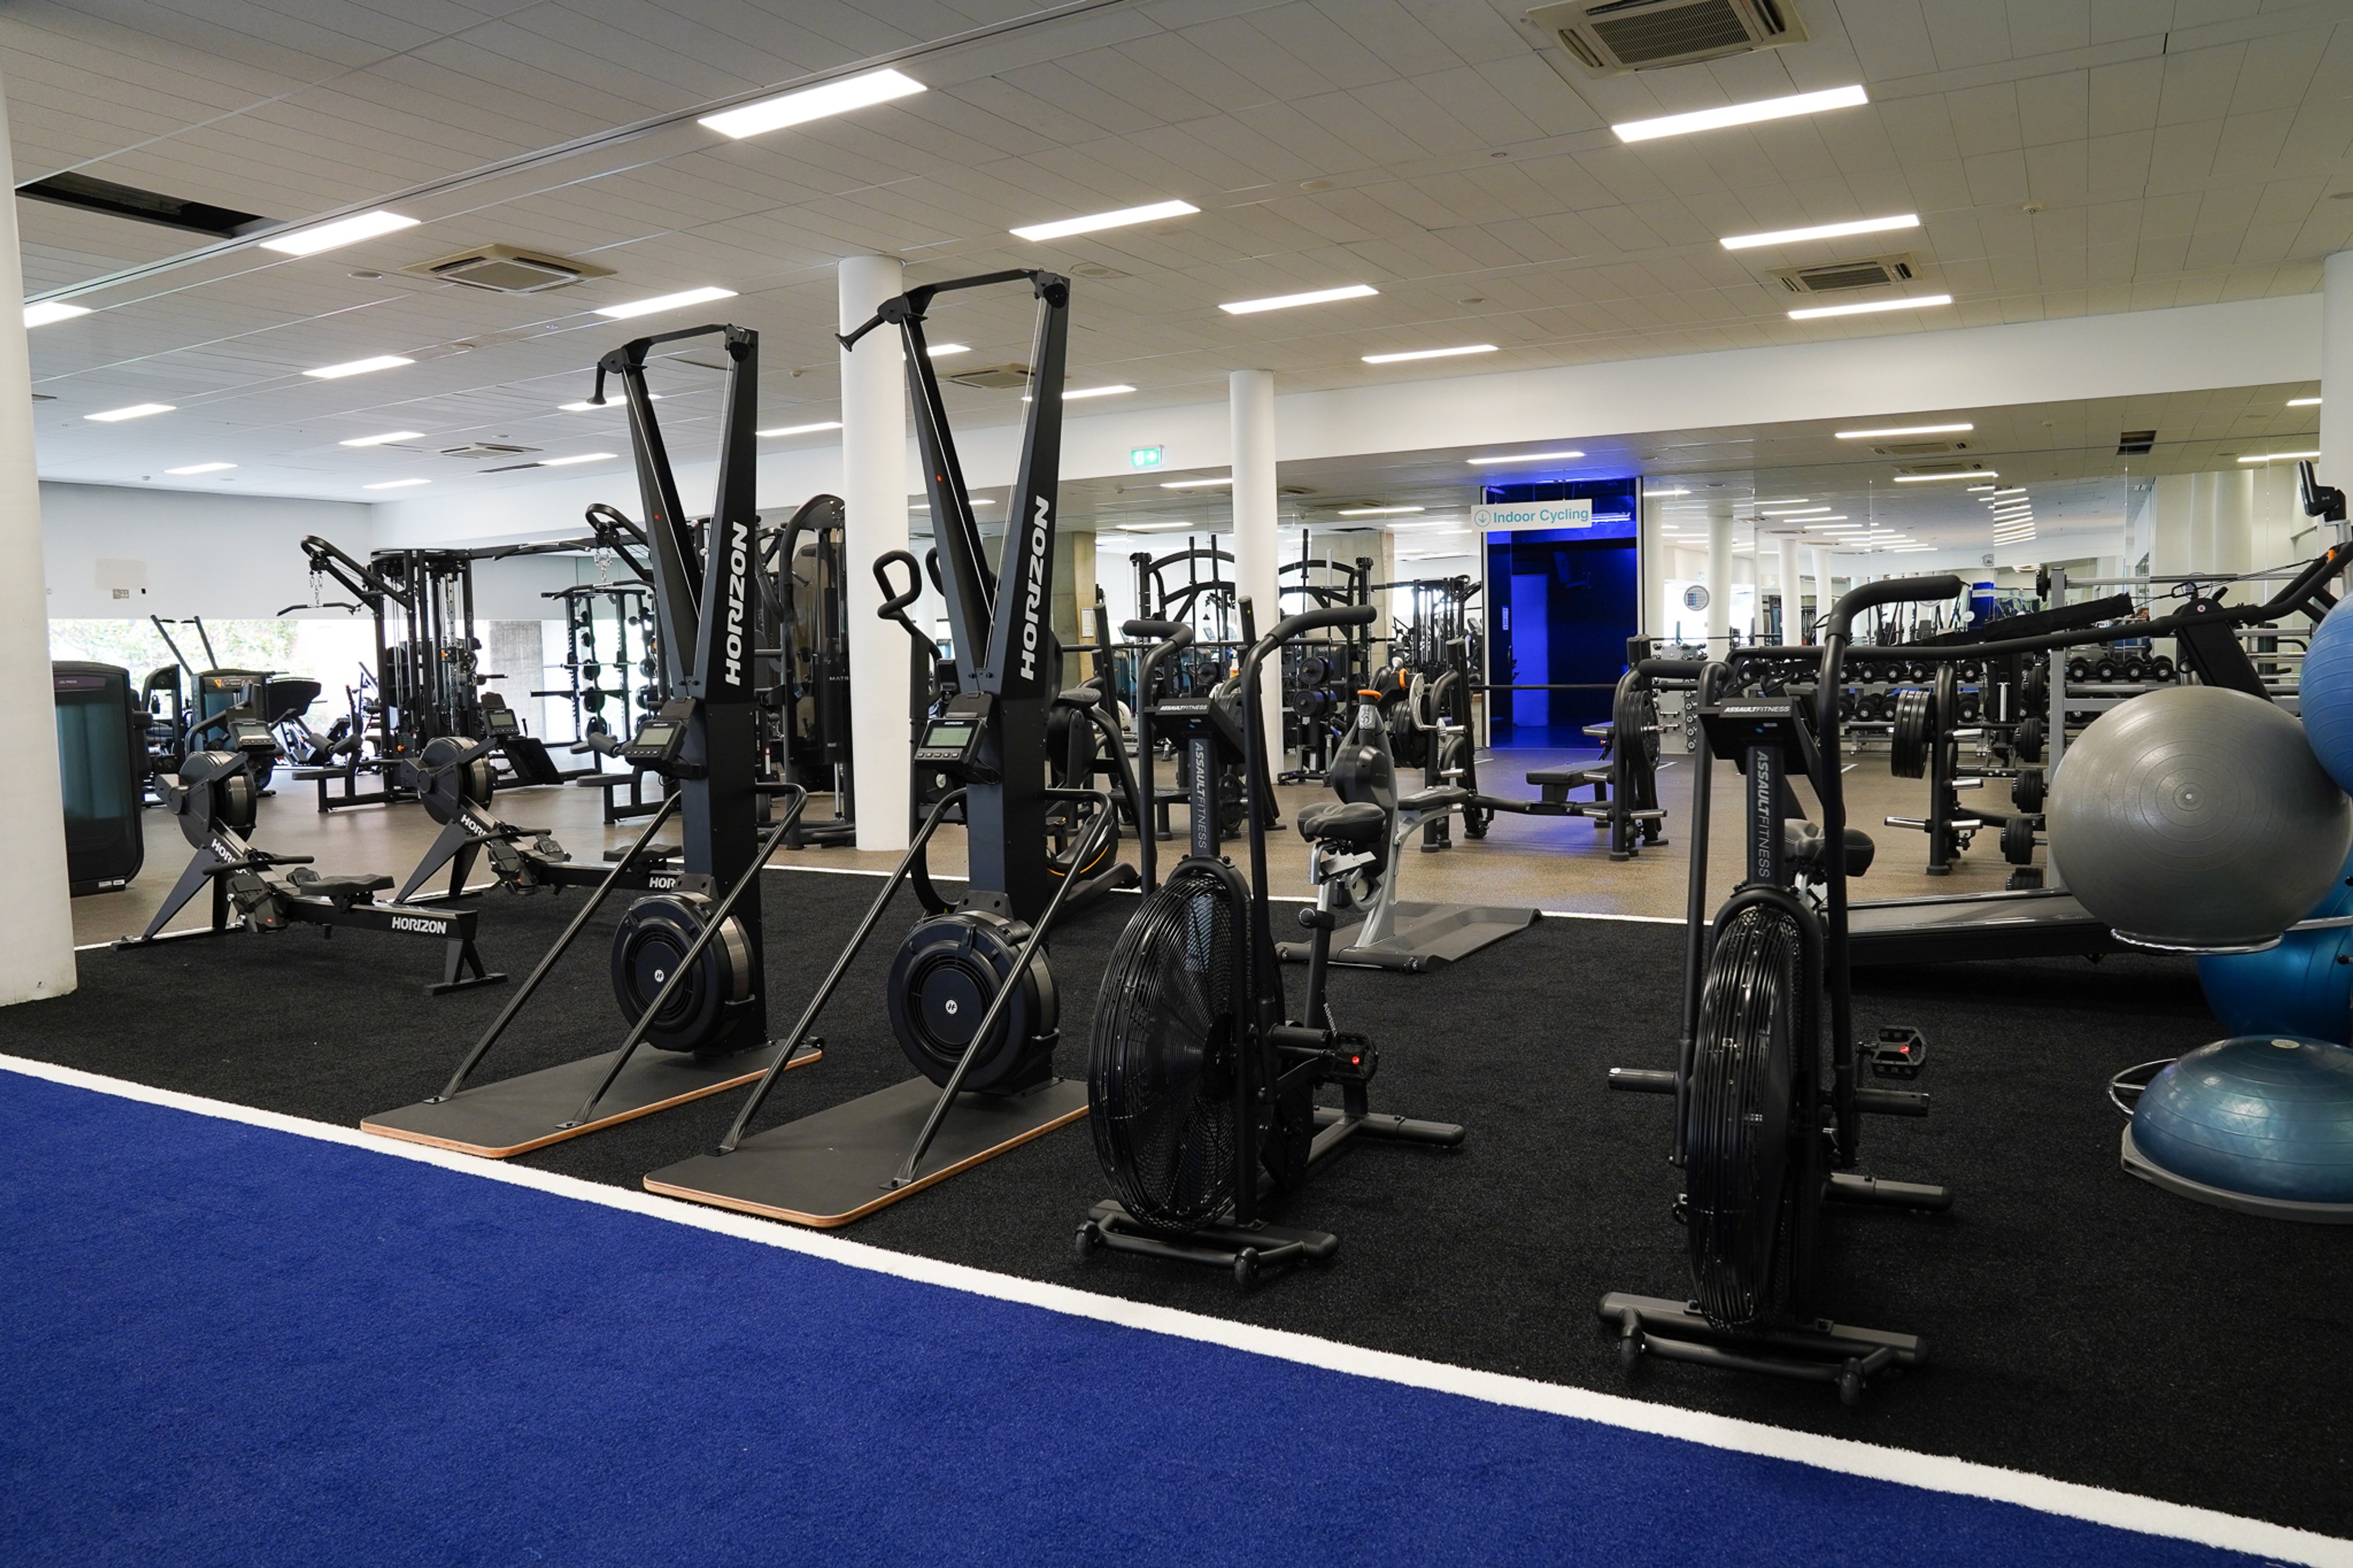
[2048,686,2353,950]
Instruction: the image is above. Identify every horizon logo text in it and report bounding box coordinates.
[388,917,447,934]
[1016,494,1051,681]
[1472,501,1592,532]
[721,518,751,687]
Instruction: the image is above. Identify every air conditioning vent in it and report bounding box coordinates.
[406,244,610,294]
[441,442,537,461]
[1525,0,1804,75]
[1874,439,1970,457]
[1770,255,1916,294]
[1896,461,1985,478]
[2118,429,2157,455]
[947,364,1031,390]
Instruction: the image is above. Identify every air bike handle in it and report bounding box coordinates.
[1828,575,1965,638]
[1266,604,1378,643]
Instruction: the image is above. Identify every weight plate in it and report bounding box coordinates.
[1890,689,1933,778]
[2001,814,2037,865]
[2012,767,2045,814]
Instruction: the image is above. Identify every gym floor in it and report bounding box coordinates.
[76,740,2026,947]
[21,738,2348,1562]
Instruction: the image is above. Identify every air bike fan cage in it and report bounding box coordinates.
[1078,602,1466,1290]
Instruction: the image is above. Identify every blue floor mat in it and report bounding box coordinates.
[0,1068,2281,1567]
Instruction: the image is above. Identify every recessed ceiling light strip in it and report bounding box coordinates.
[15,1,1135,309]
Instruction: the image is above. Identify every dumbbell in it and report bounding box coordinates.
[2067,656,2091,683]
[2094,656,2119,683]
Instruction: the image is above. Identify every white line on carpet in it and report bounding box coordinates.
[0,1053,2338,1567]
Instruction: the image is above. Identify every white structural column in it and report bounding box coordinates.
[1776,534,1803,643]
[2325,251,2353,496]
[1705,513,1732,653]
[1807,547,1832,640]
[0,65,75,1006]
[1229,369,1282,763]
[839,254,912,852]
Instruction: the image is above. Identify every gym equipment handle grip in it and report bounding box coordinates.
[1122,618,1189,646]
[1828,575,1965,637]
[1264,604,1378,644]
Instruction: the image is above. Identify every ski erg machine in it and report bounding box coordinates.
[649,267,1132,1227]
[362,320,820,1158]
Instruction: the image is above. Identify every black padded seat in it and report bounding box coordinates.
[1525,765,1608,786]
[1399,786,1469,814]
[1298,800,1389,847]
[293,873,394,907]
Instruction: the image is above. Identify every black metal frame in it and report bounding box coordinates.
[647,270,1140,1221]
[365,319,795,1151]
[1600,576,1965,1399]
[1081,604,1464,1286]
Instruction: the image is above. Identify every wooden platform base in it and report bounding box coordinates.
[362,1042,820,1159]
[645,1075,1088,1228]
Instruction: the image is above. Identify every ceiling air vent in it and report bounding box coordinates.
[441,442,537,461]
[21,172,273,238]
[2118,429,2157,455]
[1873,439,1970,457]
[1771,255,1916,294]
[1525,0,1805,75]
[406,244,610,295]
[1896,461,1985,479]
[948,364,1032,390]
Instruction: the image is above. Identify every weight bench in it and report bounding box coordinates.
[1468,665,1673,862]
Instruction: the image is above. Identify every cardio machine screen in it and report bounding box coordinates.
[922,721,975,749]
[631,720,681,750]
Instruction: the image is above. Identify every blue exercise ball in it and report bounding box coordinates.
[2197,845,2353,1043]
[2128,1036,2353,1214]
[2302,597,2353,795]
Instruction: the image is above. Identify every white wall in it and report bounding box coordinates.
[42,479,593,624]
[42,482,374,619]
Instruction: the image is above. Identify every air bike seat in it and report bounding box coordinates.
[1298,800,1388,849]
[1274,691,1536,974]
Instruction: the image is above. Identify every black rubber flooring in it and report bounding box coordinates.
[7,867,2347,1538]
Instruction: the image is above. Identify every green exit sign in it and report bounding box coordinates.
[1129,446,1164,469]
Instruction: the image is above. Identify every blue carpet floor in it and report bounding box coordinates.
[0,1067,2299,1567]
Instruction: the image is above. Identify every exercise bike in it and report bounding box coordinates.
[1080,604,1465,1288]
[1271,683,1536,974]
[1600,577,1960,1401]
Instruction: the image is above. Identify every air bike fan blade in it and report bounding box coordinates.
[1685,903,1800,1331]
[1089,863,1243,1232]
